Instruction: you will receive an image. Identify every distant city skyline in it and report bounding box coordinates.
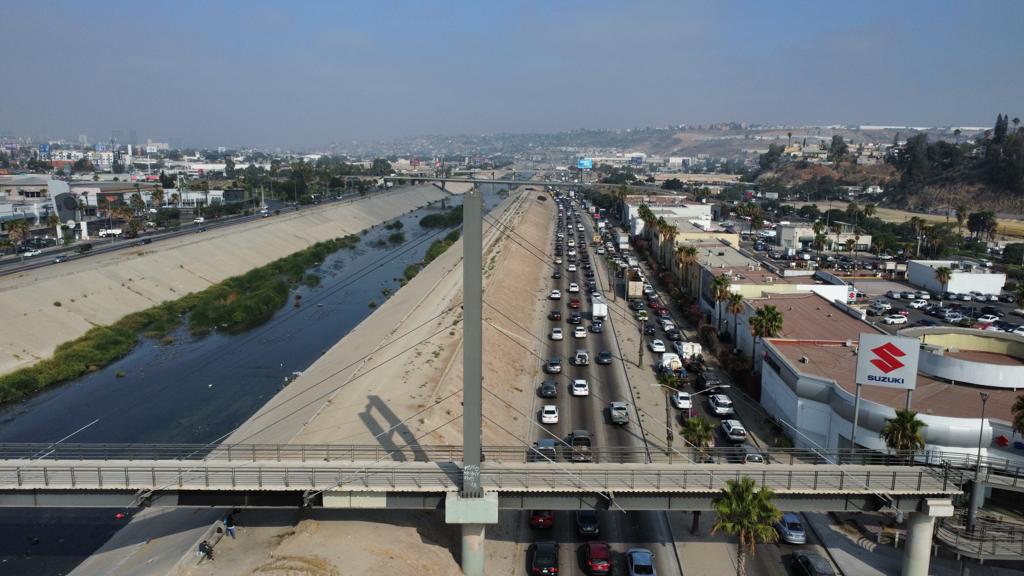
[2,1,1022,149]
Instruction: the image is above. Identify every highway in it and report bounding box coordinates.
[526,194,683,576]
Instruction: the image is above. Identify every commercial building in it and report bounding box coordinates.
[776,220,872,252]
[907,260,1006,296]
[620,194,712,237]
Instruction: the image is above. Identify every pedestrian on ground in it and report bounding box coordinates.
[224,513,236,539]
[198,540,214,561]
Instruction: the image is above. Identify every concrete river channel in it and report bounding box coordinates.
[0,183,513,574]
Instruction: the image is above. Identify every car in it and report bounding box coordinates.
[22,249,41,257]
[665,328,682,341]
[915,291,932,300]
[576,509,600,536]
[554,257,563,265]
[539,381,558,398]
[541,405,559,424]
[969,291,987,302]
[648,339,666,353]
[916,319,939,326]
[583,541,612,575]
[791,551,836,576]
[590,321,603,333]
[629,300,646,311]
[193,217,205,224]
[709,394,734,416]
[643,323,657,336]
[886,290,902,299]
[671,391,692,410]
[775,512,808,544]
[567,264,577,272]
[635,310,649,321]
[549,290,562,300]
[531,541,559,575]
[999,294,1018,303]
[978,314,1001,324]
[901,291,917,300]
[52,254,68,263]
[569,298,581,309]
[958,293,973,301]
[596,247,606,255]
[573,326,587,339]
[572,379,590,396]
[544,357,562,374]
[568,312,583,324]
[568,282,580,293]
[870,299,892,311]
[551,271,562,279]
[548,310,562,321]
[721,419,747,442]
[981,306,1005,318]
[883,314,908,325]
[908,299,928,309]
[529,510,554,529]
[944,312,964,323]
[626,548,656,576]
[550,328,563,341]
[596,351,613,365]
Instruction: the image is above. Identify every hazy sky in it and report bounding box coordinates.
[2,0,1022,148]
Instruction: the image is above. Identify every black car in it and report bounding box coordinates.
[568,312,582,325]
[791,552,836,576]
[538,381,558,398]
[665,328,682,341]
[643,323,657,335]
[698,371,722,390]
[999,294,1018,303]
[596,351,613,365]
[576,510,600,536]
[552,271,562,279]
[981,306,1005,318]
[135,238,152,246]
[629,300,645,311]
[531,542,559,575]
[52,254,68,263]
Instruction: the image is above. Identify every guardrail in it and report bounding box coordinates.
[0,463,958,495]
[936,515,1024,559]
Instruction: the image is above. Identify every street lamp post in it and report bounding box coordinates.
[968,392,990,532]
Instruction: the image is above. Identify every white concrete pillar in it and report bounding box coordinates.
[461,523,486,576]
[901,499,954,576]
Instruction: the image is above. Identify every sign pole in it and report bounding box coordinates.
[850,382,863,461]
[905,389,913,411]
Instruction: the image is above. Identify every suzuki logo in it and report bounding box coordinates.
[870,342,905,373]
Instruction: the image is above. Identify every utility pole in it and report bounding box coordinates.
[638,318,644,367]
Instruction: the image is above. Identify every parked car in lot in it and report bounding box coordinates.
[583,541,612,575]
[944,312,964,323]
[530,509,554,529]
[576,510,600,536]
[978,314,1001,324]
[886,290,902,299]
[908,299,928,309]
[776,512,807,544]
[883,314,908,325]
[721,419,747,442]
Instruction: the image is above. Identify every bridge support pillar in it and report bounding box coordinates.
[901,499,954,576]
[446,492,499,575]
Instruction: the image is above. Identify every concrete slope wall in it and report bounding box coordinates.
[0,185,451,376]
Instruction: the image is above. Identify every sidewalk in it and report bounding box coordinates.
[804,512,1024,576]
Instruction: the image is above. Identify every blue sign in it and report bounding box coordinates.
[577,158,593,170]
[630,156,644,167]
[38,143,49,156]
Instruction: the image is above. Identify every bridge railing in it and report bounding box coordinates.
[0,444,1018,480]
[936,515,1024,559]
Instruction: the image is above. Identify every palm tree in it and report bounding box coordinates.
[711,477,782,576]
[151,188,165,209]
[170,192,180,208]
[909,216,925,257]
[844,238,856,261]
[955,204,968,237]
[6,220,29,247]
[863,203,876,219]
[681,417,715,458]
[812,234,827,260]
[727,292,745,342]
[934,267,952,303]
[1012,396,1024,440]
[880,409,927,461]
[677,245,699,295]
[711,275,732,332]
[750,305,783,368]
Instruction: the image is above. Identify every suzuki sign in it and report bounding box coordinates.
[855,333,920,390]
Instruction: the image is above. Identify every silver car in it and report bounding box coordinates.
[776,512,807,544]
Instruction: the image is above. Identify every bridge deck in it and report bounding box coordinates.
[0,460,960,495]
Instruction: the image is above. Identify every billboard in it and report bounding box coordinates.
[855,333,920,390]
[38,143,50,156]
[630,155,644,167]
[577,158,593,170]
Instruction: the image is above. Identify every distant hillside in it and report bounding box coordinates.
[757,161,896,188]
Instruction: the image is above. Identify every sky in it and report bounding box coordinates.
[1,0,1022,149]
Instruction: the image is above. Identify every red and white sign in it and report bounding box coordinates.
[855,333,920,390]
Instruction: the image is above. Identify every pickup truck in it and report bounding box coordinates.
[609,402,629,425]
[568,430,593,462]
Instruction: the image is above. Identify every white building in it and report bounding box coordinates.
[907,260,1006,296]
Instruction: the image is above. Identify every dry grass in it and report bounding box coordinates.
[788,200,1024,240]
[255,555,339,576]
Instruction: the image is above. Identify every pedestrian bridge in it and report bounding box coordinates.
[0,443,975,512]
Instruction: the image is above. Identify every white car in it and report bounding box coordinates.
[709,394,734,416]
[571,379,590,396]
[944,312,964,323]
[573,326,587,339]
[549,289,562,300]
[916,291,931,300]
[1013,327,1024,337]
[978,314,1000,323]
[541,405,559,424]
[648,339,666,353]
[908,299,928,309]
[871,300,892,311]
[567,264,577,272]
[554,257,563,265]
[883,314,908,325]
[550,328,563,341]
[597,247,606,255]
[886,290,901,299]
[22,249,41,257]
[721,419,747,442]
[568,282,580,293]
[671,391,692,410]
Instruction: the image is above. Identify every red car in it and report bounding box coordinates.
[530,510,554,529]
[584,541,611,574]
[568,298,581,309]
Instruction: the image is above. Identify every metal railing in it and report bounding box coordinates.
[0,462,958,495]
[936,515,1024,559]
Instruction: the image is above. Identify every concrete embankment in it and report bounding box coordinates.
[0,185,453,377]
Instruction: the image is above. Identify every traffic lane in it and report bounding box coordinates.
[748,511,836,576]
